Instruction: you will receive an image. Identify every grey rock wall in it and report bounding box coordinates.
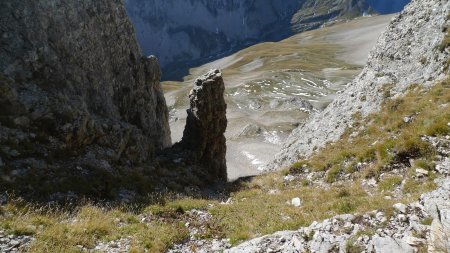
[0,0,171,198]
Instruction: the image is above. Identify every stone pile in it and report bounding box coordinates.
[0,230,34,253]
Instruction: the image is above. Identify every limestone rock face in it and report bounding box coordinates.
[179,70,228,182]
[0,0,171,198]
[421,178,450,252]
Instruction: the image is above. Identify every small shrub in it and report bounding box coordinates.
[332,200,356,214]
[346,239,364,253]
[300,179,311,187]
[426,119,450,136]
[421,217,433,226]
[336,188,351,198]
[378,176,403,192]
[355,228,376,237]
[420,57,427,65]
[326,165,341,183]
[289,161,308,174]
[395,135,435,163]
[414,159,434,171]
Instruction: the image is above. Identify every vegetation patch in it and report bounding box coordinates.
[0,202,189,252]
[290,78,449,181]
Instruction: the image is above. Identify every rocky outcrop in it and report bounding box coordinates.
[421,178,450,252]
[0,229,33,253]
[225,137,450,253]
[0,0,171,199]
[291,0,371,32]
[178,70,228,182]
[267,0,450,170]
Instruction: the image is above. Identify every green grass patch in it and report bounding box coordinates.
[290,78,450,180]
[378,176,403,192]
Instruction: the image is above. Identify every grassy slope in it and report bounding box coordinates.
[1,76,448,252]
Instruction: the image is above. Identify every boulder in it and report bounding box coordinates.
[393,203,408,214]
[371,236,414,253]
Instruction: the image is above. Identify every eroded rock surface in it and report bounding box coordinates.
[178,69,228,182]
[0,0,172,199]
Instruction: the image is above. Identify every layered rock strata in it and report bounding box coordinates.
[126,0,411,80]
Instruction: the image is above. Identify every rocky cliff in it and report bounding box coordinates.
[178,70,228,182]
[0,0,173,199]
[291,0,371,32]
[267,0,449,170]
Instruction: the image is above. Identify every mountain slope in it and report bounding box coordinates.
[268,0,450,170]
[125,0,411,80]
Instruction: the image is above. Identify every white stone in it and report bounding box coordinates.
[368,177,377,187]
[403,236,425,247]
[284,175,295,182]
[397,214,407,222]
[415,168,429,176]
[429,217,450,252]
[291,197,302,207]
[372,236,414,253]
[393,203,407,214]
